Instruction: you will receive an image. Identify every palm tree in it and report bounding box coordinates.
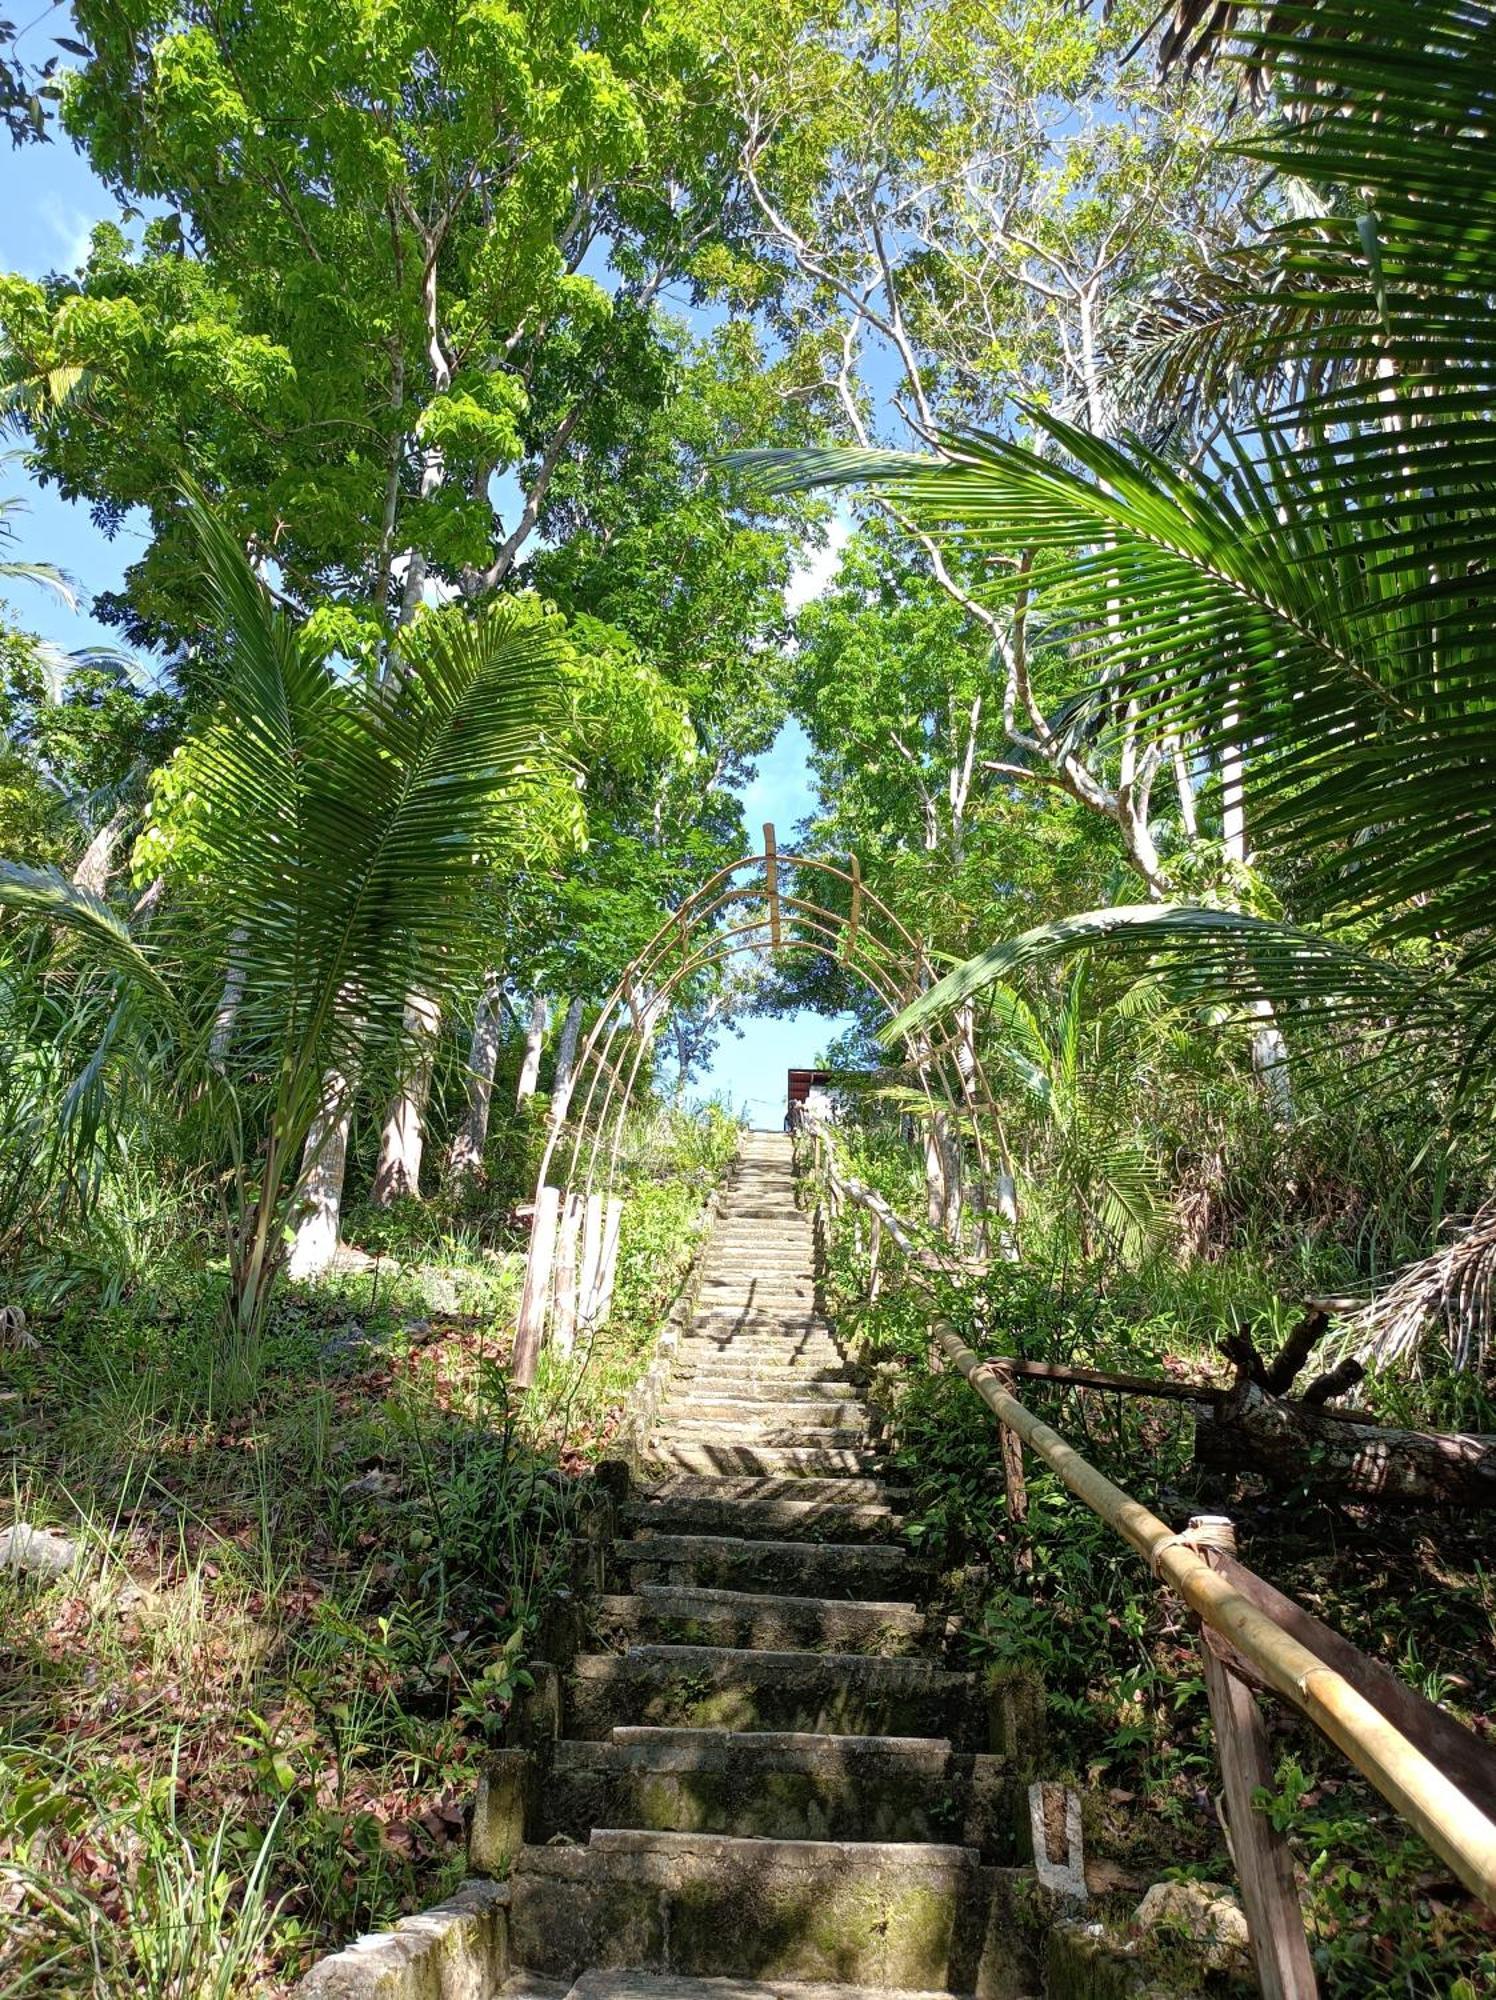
[983,958,1163,1258]
[0,498,569,1358]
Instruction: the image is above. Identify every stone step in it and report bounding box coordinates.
[697,1284,818,1304]
[680,1328,840,1344]
[678,1361,857,1386]
[559,1972,967,2000]
[680,1339,844,1362]
[639,1475,903,1506]
[681,1336,845,1363]
[644,1442,884,1478]
[658,1380,864,1406]
[566,1645,982,1743]
[657,1423,873,1450]
[676,1328,840,1344]
[539,1728,1022,1860]
[594,1584,934,1656]
[507,1830,1031,1990]
[706,1250,815,1267]
[623,1493,905,1545]
[655,1396,868,1426]
[687,1308,835,1329]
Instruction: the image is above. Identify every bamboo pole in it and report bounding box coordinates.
[764,821,781,948]
[578,1191,604,1327]
[513,1184,561,1387]
[550,1191,584,1357]
[594,1195,624,1328]
[935,1320,1496,1911]
[843,851,862,962]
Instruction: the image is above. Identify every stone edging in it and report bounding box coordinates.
[295,1877,510,1999]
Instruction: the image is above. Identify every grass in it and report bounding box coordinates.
[0,1103,738,1995]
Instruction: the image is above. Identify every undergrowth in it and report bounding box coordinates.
[0,1103,737,1994]
[818,1179,1496,1997]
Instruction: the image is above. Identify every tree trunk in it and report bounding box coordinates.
[992,1161,1021,1261]
[1195,1386,1496,1508]
[448,971,505,1183]
[1221,709,1295,1122]
[923,1116,948,1231]
[550,995,585,1122]
[287,1073,352,1280]
[210,925,249,1071]
[371,993,440,1205]
[516,993,548,1106]
[72,802,132,896]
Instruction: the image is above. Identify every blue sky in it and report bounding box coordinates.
[693,708,857,1130]
[1,38,148,656]
[1,80,858,1128]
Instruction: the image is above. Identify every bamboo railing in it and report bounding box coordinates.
[807,1135,1496,1998]
[511,830,999,1384]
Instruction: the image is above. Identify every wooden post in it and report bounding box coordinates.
[551,1191,584,1357]
[593,1195,624,1328]
[867,1211,883,1302]
[513,1184,561,1388]
[578,1191,604,1325]
[842,852,862,963]
[1195,1516,1319,2000]
[763,820,782,948]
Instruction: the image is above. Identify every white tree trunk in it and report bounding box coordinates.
[371,993,441,1204]
[448,972,506,1184]
[550,996,585,1122]
[287,1072,353,1280]
[1221,719,1295,1122]
[923,1117,948,1231]
[516,993,548,1106]
[993,1163,1021,1261]
[210,926,248,1071]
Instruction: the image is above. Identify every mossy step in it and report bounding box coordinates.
[686,1309,836,1329]
[697,1289,819,1307]
[594,1583,931,1655]
[566,1644,982,1743]
[560,1971,967,2000]
[641,1452,869,1483]
[539,1727,1022,1860]
[616,1534,922,1603]
[706,1247,811,1259]
[657,1397,867,1425]
[683,1338,838,1352]
[680,1312,836,1328]
[639,1475,904,1506]
[681,1340,846,1364]
[623,1495,903,1545]
[507,1831,1034,1993]
[661,1382,862,1407]
[677,1365,857,1388]
[657,1425,873,1451]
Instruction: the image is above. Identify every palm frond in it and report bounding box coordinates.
[890,903,1470,1055]
[0,861,180,1021]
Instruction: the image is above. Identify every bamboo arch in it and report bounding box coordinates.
[510,827,999,1386]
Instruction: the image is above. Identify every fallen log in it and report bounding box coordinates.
[1194,1383,1496,1508]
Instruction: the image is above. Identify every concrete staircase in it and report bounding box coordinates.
[504,1132,1042,2000]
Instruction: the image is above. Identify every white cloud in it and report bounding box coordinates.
[40,194,102,274]
[785,516,851,613]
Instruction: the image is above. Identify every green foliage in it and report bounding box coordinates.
[0,1088,730,1989]
[1,502,569,1351]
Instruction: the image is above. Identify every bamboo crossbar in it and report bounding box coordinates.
[820,1160,1496,1913]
